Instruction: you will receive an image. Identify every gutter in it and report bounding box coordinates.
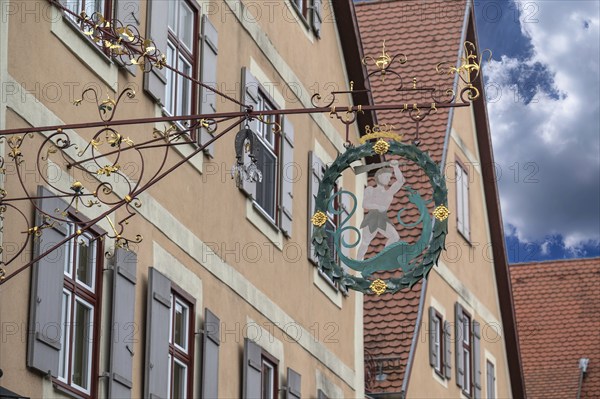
[401,0,471,394]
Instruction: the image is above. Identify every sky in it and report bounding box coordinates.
[473,0,600,263]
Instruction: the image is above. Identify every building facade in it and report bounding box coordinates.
[0,0,372,398]
[356,1,525,398]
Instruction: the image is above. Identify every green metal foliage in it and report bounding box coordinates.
[312,141,448,295]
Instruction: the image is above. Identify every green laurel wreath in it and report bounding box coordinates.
[312,141,448,295]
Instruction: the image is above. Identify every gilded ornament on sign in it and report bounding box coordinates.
[360,124,403,144]
[311,211,328,227]
[370,279,387,295]
[433,205,450,221]
[373,139,390,155]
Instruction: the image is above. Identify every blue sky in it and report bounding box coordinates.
[474,0,600,263]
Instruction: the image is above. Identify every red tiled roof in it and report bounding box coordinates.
[356,0,468,393]
[511,258,600,399]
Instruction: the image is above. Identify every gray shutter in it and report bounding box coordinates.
[455,303,464,388]
[444,320,452,379]
[286,368,301,399]
[108,249,137,398]
[428,307,438,368]
[115,0,140,74]
[487,361,496,399]
[144,268,171,399]
[144,0,168,104]
[317,389,329,399]
[243,338,262,399]
[311,0,322,37]
[199,15,218,156]
[27,186,68,376]
[240,67,260,199]
[308,151,325,264]
[201,308,220,399]
[280,116,295,237]
[473,320,482,398]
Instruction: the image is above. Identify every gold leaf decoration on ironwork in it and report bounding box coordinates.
[370,279,387,295]
[97,164,121,176]
[107,132,134,147]
[0,268,5,281]
[436,41,491,101]
[311,211,328,227]
[433,205,450,221]
[373,139,390,155]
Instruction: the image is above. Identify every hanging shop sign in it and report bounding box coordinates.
[311,127,449,295]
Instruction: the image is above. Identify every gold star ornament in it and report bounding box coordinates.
[370,279,387,295]
[311,211,328,227]
[433,205,450,221]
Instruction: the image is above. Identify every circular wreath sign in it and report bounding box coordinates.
[311,140,448,295]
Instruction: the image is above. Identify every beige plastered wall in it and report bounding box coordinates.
[0,0,365,397]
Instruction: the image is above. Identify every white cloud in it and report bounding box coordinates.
[484,0,600,250]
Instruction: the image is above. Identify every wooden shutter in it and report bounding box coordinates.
[27,186,68,376]
[115,0,140,74]
[240,67,260,199]
[201,308,220,399]
[444,320,452,379]
[455,303,464,388]
[428,307,438,368]
[108,248,137,398]
[144,268,171,399]
[242,338,262,399]
[311,0,322,37]
[199,15,218,156]
[280,116,295,237]
[308,151,325,264]
[462,169,470,238]
[487,361,496,399]
[144,0,168,104]
[473,320,482,398]
[286,368,301,399]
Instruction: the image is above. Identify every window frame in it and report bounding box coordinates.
[291,0,309,20]
[252,88,281,225]
[260,350,279,399]
[455,159,471,242]
[461,310,473,397]
[164,0,200,141]
[432,310,444,377]
[168,285,195,399]
[54,218,104,399]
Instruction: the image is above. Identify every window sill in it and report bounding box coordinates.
[285,1,315,43]
[53,380,88,399]
[246,199,283,251]
[432,367,448,388]
[313,267,342,309]
[457,228,472,246]
[49,7,118,89]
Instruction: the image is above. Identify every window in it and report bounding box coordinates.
[261,355,277,399]
[431,310,443,376]
[486,361,496,399]
[254,92,280,222]
[62,0,109,22]
[292,0,309,19]
[455,161,470,240]
[57,221,101,397]
[455,303,482,397]
[168,292,194,399]
[243,339,279,398]
[165,0,197,123]
[241,68,295,237]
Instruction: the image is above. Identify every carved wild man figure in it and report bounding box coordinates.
[357,160,405,260]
